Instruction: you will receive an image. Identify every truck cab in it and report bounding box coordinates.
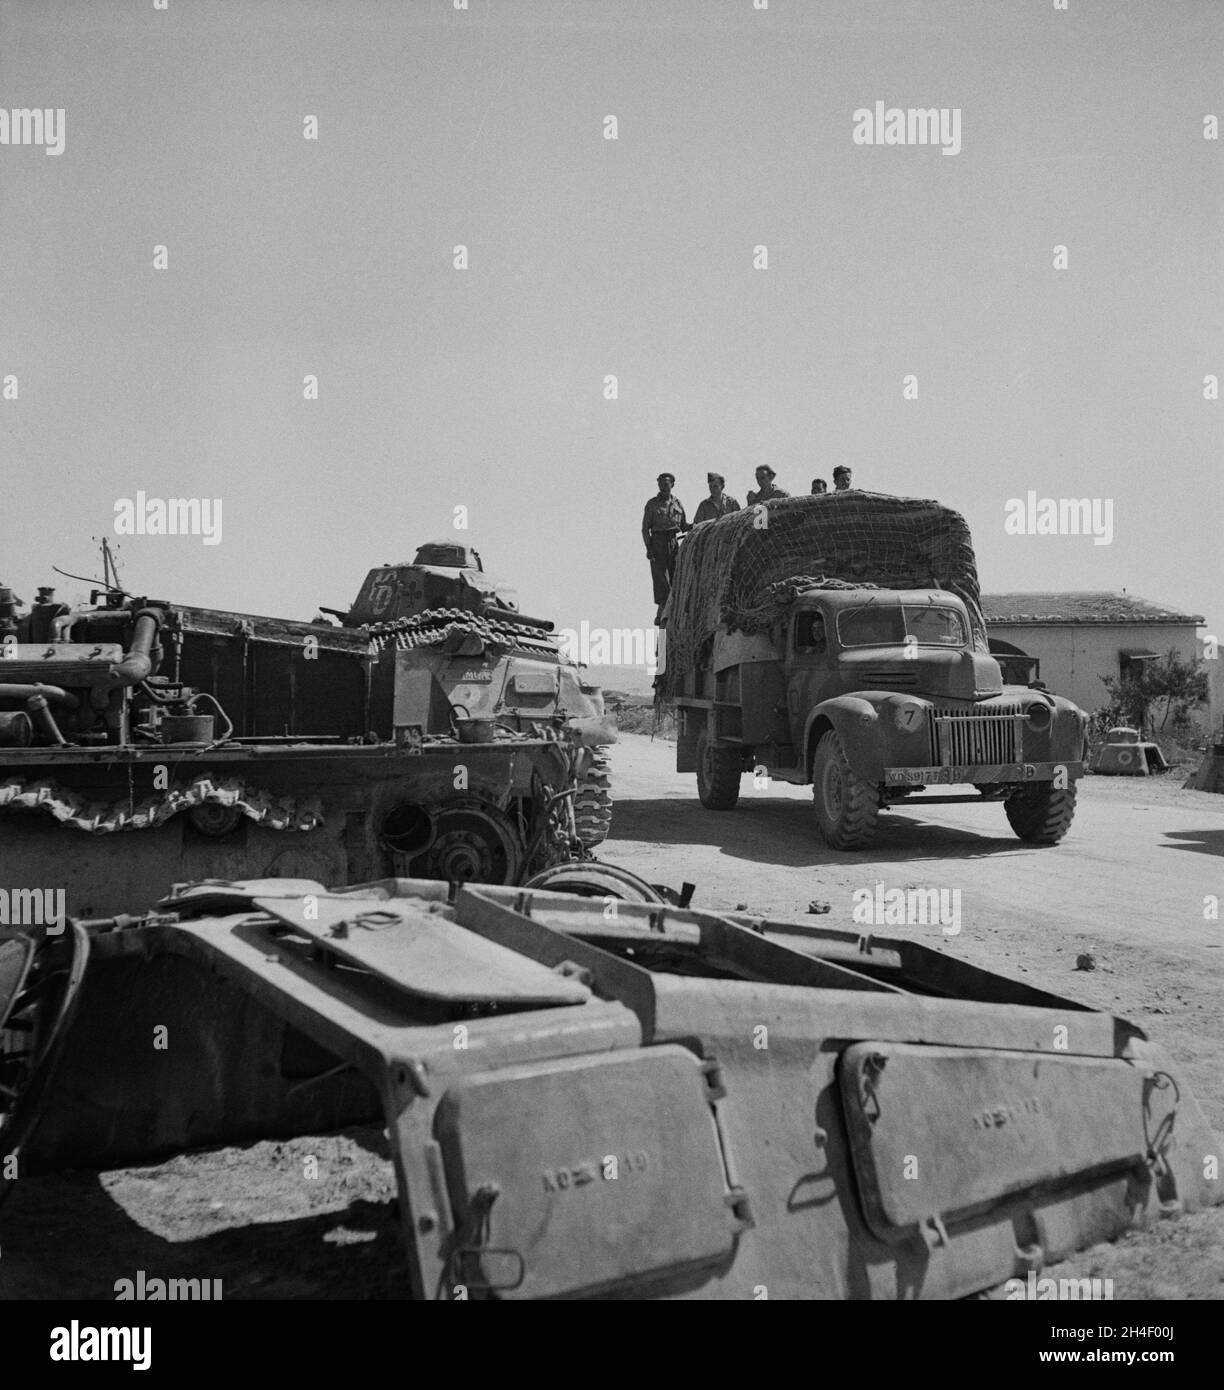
[672,586,1087,850]
[785,589,1004,727]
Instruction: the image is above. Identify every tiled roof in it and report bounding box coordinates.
[981,592,1204,625]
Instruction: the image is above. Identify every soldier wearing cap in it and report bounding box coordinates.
[746,465,789,506]
[693,472,741,526]
[642,473,689,619]
[811,478,828,495]
[833,466,853,492]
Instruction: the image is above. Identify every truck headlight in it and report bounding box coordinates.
[1025,701,1052,731]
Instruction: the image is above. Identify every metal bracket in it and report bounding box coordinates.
[725,1186,755,1233]
[702,1056,727,1102]
[858,1051,887,1122]
[1143,1070,1182,1213]
[445,1182,526,1297]
[553,959,594,988]
[919,1212,950,1251]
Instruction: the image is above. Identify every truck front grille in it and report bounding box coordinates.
[928,705,1023,767]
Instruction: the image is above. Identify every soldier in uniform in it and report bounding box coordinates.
[642,473,689,620]
[693,472,741,525]
[746,465,789,505]
[811,478,828,494]
[833,466,854,491]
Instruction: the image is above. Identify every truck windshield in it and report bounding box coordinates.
[837,605,966,648]
[903,606,967,646]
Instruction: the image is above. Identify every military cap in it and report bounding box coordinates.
[755,465,776,478]
[833,465,851,478]
[707,472,725,485]
[657,472,676,485]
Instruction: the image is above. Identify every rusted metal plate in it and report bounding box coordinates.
[839,1042,1151,1242]
[254,894,591,1006]
[434,1046,738,1298]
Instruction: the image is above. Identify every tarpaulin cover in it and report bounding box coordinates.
[660,492,988,694]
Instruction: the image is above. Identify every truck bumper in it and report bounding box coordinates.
[883,760,1085,788]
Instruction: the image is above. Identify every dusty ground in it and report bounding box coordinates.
[2,733,1222,1300]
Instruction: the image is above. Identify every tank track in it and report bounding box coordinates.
[367,607,559,657]
[0,776,324,834]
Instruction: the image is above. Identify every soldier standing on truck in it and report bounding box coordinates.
[642,473,689,622]
[693,472,741,525]
[746,466,790,505]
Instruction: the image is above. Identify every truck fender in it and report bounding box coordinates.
[804,697,884,784]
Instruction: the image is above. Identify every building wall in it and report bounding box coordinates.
[1201,634,1224,735]
[986,622,1201,718]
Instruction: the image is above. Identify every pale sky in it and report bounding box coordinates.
[2,0,1221,676]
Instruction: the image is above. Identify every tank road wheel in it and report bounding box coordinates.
[1004,781,1077,845]
[573,751,613,849]
[811,729,881,850]
[411,804,522,885]
[696,731,741,810]
[522,861,664,904]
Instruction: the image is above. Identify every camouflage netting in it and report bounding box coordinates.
[660,491,988,695]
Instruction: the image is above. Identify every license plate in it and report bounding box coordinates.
[886,766,957,786]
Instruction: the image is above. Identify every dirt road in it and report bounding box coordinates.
[2,735,1222,1300]
[602,736,1224,1130]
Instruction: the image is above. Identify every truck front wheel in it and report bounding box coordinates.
[696,731,741,810]
[811,730,881,850]
[1004,781,1077,845]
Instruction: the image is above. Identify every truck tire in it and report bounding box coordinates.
[811,729,881,850]
[696,731,741,810]
[1004,781,1077,845]
[573,752,613,848]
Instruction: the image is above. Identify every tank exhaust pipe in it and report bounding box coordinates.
[106,608,165,688]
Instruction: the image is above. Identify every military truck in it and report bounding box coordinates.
[0,543,613,915]
[661,492,1086,850]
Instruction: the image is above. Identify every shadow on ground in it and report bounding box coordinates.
[0,1128,410,1300]
[609,796,1040,865]
[1162,828,1224,857]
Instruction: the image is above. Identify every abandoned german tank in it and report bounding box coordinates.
[0,541,614,917]
[3,873,1219,1298]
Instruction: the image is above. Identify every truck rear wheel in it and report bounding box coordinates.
[696,731,741,810]
[574,752,613,848]
[1004,781,1077,845]
[811,730,881,850]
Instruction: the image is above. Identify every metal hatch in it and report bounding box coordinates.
[253,894,591,1007]
[434,1046,748,1298]
[839,1042,1158,1245]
